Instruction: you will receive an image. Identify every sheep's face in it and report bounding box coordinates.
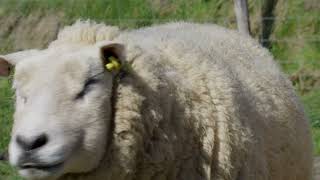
[0,42,124,179]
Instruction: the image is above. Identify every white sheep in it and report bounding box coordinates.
[0,21,313,180]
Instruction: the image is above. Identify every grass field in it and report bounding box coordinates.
[0,0,319,179]
[0,78,20,179]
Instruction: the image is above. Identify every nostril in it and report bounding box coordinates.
[31,134,48,150]
[16,135,28,150]
[16,134,48,151]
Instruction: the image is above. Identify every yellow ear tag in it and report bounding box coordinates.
[106,56,121,71]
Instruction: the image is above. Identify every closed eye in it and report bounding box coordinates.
[74,78,100,100]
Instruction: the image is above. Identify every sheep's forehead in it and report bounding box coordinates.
[14,49,103,91]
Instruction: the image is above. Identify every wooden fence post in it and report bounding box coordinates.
[234,0,251,36]
[260,0,278,48]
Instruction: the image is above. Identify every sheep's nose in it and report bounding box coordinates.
[16,133,48,151]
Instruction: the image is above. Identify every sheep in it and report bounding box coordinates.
[0,21,313,180]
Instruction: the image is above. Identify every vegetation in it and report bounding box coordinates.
[0,0,319,178]
[0,78,17,179]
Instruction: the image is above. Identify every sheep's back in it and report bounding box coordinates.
[115,22,313,179]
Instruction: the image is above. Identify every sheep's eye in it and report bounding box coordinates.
[75,78,100,100]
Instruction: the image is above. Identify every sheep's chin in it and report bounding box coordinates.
[12,135,82,180]
[18,166,63,180]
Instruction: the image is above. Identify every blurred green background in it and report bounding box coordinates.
[0,0,319,179]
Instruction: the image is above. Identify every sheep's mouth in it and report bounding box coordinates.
[17,161,64,180]
[19,161,64,171]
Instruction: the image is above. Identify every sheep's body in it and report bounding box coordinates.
[4,21,313,180]
[53,22,313,180]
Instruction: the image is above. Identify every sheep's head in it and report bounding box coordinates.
[0,42,125,180]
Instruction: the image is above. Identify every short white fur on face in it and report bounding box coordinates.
[8,44,118,180]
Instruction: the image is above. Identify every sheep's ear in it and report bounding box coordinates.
[99,42,125,72]
[0,49,40,77]
[0,57,12,76]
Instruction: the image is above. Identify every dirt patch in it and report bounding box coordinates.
[0,14,21,51]
[0,14,20,38]
[304,0,320,10]
[0,12,62,52]
[290,68,320,94]
[10,12,62,50]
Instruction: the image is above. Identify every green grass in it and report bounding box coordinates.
[0,0,236,28]
[0,162,20,180]
[302,90,320,155]
[270,0,320,75]
[0,78,13,150]
[0,78,19,179]
[0,0,319,179]
[313,128,320,155]
[302,90,320,128]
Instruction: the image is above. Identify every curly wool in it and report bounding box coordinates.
[53,21,312,180]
